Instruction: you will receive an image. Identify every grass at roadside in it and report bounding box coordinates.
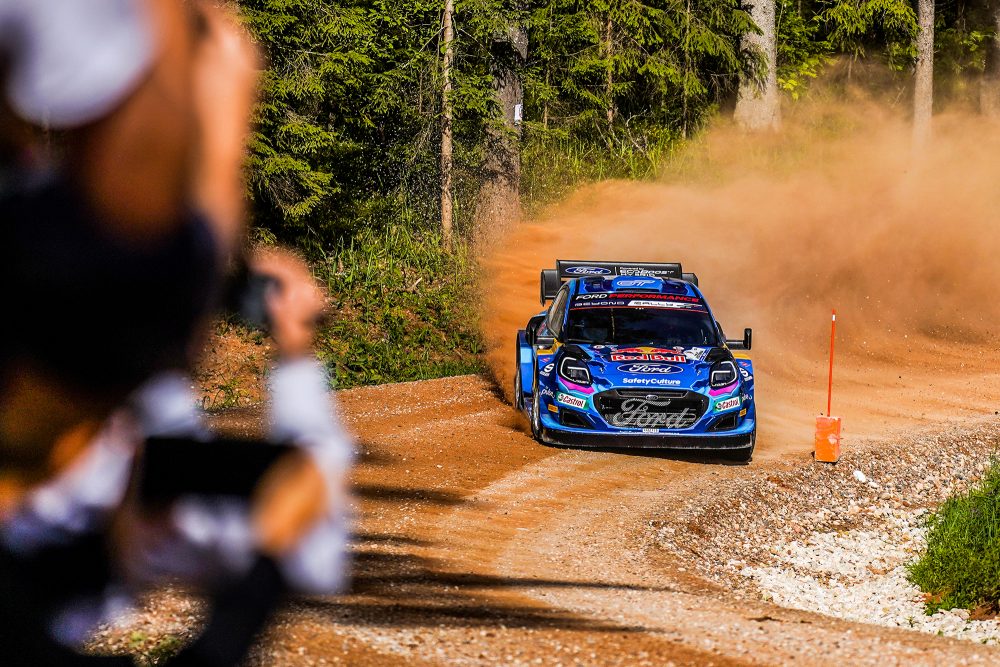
[909,458,1000,615]
[521,132,676,214]
[193,225,483,407]
[313,225,484,389]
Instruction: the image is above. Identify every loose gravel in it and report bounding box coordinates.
[647,419,1000,644]
[742,508,1000,644]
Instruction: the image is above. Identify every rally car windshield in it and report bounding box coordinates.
[564,307,719,347]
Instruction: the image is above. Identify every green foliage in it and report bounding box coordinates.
[242,0,379,238]
[932,1,998,103]
[521,132,676,211]
[773,0,920,101]
[776,0,828,99]
[525,0,758,142]
[817,0,918,68]
[909,458,1000,615]
[314,225,483,387]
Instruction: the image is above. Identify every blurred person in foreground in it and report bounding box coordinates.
[0,1,352,664]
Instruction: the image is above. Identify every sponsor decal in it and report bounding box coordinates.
[540,387,555,398]
[610,354,687,362]
[684,347,708,361]
[621,377,682,386]
[642,428,660,434]
[615,293,700,303]
[613,278,659,288]
[573,299,629,307]
[539,362,555,377]
[565,266,612,275]
[575,293,611,300]
[547,404,559,413]
[556,392,587,409]
[715,396,741,412]
[617,363,683,375]
[739,366,753,381]
[608,397,697,429]
[628,300,704,310]
[739,408,747,417]
[571,298,707,312]
[618,267,667,277]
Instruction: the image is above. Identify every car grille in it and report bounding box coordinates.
[594,389,707,430]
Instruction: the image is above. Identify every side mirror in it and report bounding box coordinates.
[726,328,752,351]
[535,328,556,348]
[525,314,546,346]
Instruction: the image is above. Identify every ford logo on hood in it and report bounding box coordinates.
[617,363,683,374]
[565,266,612,275]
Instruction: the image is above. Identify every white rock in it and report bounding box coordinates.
[853,470,868,483]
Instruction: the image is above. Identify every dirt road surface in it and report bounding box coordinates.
[206,365,1000,667]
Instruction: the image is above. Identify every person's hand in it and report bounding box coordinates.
[250,450,327,558]
[250,248,327,360]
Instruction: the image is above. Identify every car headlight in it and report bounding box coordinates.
[710,360,738,388]
[558,357,592,386]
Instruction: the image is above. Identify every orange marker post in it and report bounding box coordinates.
[814,309,842,463]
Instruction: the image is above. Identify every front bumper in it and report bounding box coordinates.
[539,423,755,450]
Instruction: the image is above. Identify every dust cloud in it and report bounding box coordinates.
[481,91,1000,457]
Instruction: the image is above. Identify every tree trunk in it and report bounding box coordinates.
[542,64,550,130]
[913,0,934,147]
[682,0,691,139]
[981,6,1000,116]
[734,0,780,131]
[473,24,527,246]
[605,15,615,136]
[440,0,455,247]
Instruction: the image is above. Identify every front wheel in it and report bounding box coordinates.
[514,364,524,411]
[530,373,542,441]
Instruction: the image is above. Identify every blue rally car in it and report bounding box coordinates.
[514,260,756,461]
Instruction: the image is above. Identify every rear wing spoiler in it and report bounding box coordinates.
[540,260,698,304]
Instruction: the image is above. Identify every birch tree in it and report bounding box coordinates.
[913,0,934,146]
[440,0,455,246]
[734,0,780,131]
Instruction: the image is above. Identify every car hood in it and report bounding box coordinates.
[565,343,723,393]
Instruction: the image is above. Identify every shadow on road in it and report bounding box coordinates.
[323,484,664,634]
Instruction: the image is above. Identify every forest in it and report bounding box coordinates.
[213,0,1000,395]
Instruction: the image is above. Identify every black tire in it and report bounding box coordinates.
[530,372,542,441]
[721,429,755,463]
[514,364,524,410]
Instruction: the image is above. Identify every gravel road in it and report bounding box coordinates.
[87,372,1000,666]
